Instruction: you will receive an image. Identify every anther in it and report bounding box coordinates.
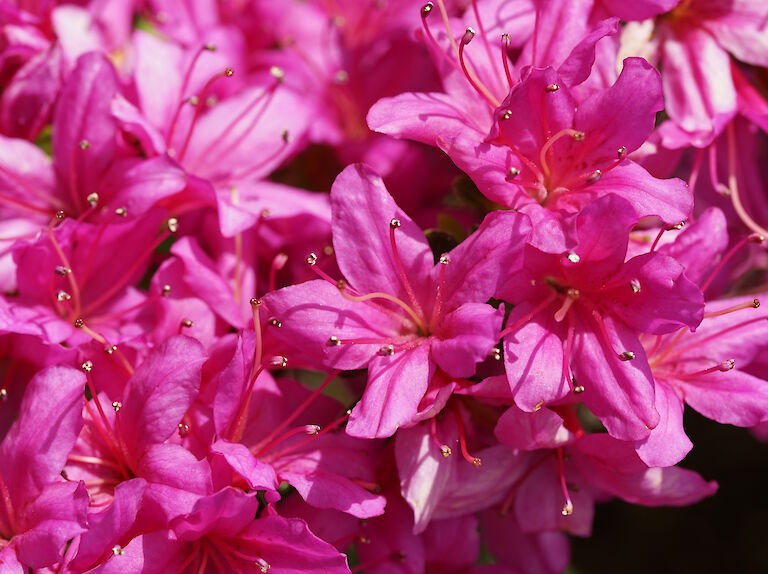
[74,318,84,328]
[502,109,512,120]
[617,146,627,159]
[268,318,282,328]
[619,351,636,361]
[378,344,395,356]
[281,129,290,143]
[111,545,124,556]
[269,355,288,368]
[573,385,585,394]
[571,131,585,141]
[462,27,476,44]
[54,265,71,276]
[114,207,127,217]
[534,401,544,411]
[250,298,262,308]
[81,360,93,373]
[0,389,7,402]
[167,218,179,233]
[719,359,736,371]
[507,167,520,179]
[304,425,321,435]
[440,445,452,458]
[439,253,450,265]
[390,218,401,229]
[180,319,194,328]
[79,140,91,150]
[104,344,117,355]
[586,169,602,184]
[178,422,189,437]
[753,298,761,308]
[162,284,171,297]
[630,278,642,293]
[86,193,99,207]
[323,245,334,256]
[490,347,502,361]
[111,401,122,412]
[254,557,271,573]
[545,84,560,92]
[333,70,349,84]
[471,457,482,468]
[224,67,234,77]
[421,2,433,16]
[749,233,766,244]
[269,66,285,83]
[56,210,65,221]
[328,336,341,346]
[566,252,580,263]
[188,96,199,106]
[56,290,71,301]
[306,252,318,266]
[561,501,574,516]
[204,42,216,51]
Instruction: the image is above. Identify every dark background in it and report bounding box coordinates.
[570,411,768,573]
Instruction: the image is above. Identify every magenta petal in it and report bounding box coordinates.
[437,210,531,307]
[601,0,678,20]
[67,479,148,573]
[210,440,280,495]
[677,370,768,428]
[634,383,692,467]
[367,91,484,143]
[240,513,351,574]
[503,302,569,412]
[395,424,452,533]
[347,343,432,439]
[14,481,89,568]
[432,303,503,378]
[558,18,619,88]
[572,312,659,441]
[119,336,205,460]
[658,207,728,284]
[52,52,118,211]
[495,406,573,451]
[0,365,85,508]
[330,163,433,308]
[86,530,184,574]
[575,434,718,505]
[584,162,692,225]
[278,455,386,519]
[263,279,400,371]
[575,57,663,158]
[170,237,245,328]
[608,252,704,334]
[660,27,737,134]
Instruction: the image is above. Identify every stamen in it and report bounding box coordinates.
[500,33,514,88]
[458,27,500,108]
[562,311,575,392]
[557,448,574,516]
[470,0,504,89]
[553,289,579,323]
[166,43,218,145]
[725,122,768,237]
[667,359,735,380]
[337,280,427,334]
[700,233,765,293]
[500,292,557,337]
[704,298,760,318]
[429,253,450,332]
[539,130,584,181]
[388,219,426,320]
[251,371,340,455]
[649,222,685,253]
[451,402,482,468]
[47,226,82,319]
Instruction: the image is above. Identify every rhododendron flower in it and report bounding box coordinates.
[265,163,531,437]
[499,194,704,440]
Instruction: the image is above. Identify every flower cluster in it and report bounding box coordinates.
[1,0,767,572]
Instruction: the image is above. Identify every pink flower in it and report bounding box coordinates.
[499,194,704,441]
[264,163,531,437]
